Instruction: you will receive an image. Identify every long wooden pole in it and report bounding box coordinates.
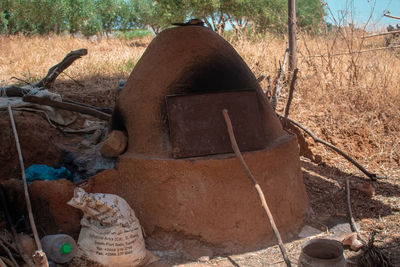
[362,29,400,39]
[222,109,292,267]
[8,104,49,267]
[302,45,400,58]
[384,14,400,20]
[288,0,297,72]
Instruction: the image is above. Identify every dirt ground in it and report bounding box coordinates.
[1,81,397,266]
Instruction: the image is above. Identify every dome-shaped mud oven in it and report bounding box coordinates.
[106,26,309,249]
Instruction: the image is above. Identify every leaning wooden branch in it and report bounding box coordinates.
[34,49,87,88]
[223,109,292,267]
[23,95,111,121]
[362,30,400,39]
[8,104,46,267]
[282,116,386,181]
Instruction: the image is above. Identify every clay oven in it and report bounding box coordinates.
[105,26,309,249]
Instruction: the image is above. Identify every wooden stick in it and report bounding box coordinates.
[34,49,87,88]
[288,0,297,72]
[345,178,367,244]
[282,116,386,181]
[23,95,111,121]
[302,45,400,58]
[7,104,48,267]
[383,14,400,20]
[362,29,400,39]
[222,109,292,267]
[62,99,112,114]
[273,44,289,110]
[283,68,298,128]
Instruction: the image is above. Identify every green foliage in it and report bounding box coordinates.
[115,29,153,39]
[1,0,326,36]
[296,0,326,34]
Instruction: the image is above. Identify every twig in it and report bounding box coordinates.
[345,177,367,244]
[282,116,386,181]
[61,72,85,87]
[358,232,393,267]
[362,30,400,39]
[62,99,112,114]
[34,49,87,88]
[0,185,34,267]
[302,45,400,57]
[265,75,272,97]
[273,43,289,110]
[0,240,19,267]
[383,13,400,20]
[10,77,33,86]
[23,95,111,121]
[283,68,298,128]
[222,109,292,267]
[7,104,48,267]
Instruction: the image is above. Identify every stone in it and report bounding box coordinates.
[100,130,127,158]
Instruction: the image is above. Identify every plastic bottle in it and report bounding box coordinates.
[40,234,77,264]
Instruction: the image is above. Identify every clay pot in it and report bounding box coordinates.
[298,239,346,267]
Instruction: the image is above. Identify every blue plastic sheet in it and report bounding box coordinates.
[25,164,71,182]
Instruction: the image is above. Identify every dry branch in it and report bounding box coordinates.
[362,30,400,39]
[383,14,400,20]
[222,109,292,267]
[23,95,111,121]
[303,45,400,57]
[34,49,87,88]
[272,44,289,110]
[282,116,386,181]
[8,104,47,267]
[1,48,87,97]
[345,178,367,244]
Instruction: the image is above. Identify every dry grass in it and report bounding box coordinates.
[229,31,400,177]
[1,32,399,265]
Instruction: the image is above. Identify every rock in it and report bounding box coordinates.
[100,130,127,158]
[341,232,364,251]
[183,246,213,261]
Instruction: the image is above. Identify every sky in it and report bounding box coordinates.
[325,0,400,30]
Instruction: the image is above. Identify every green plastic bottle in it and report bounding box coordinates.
[41,234,77,263]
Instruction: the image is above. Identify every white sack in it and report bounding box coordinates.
[68,188,147,266]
